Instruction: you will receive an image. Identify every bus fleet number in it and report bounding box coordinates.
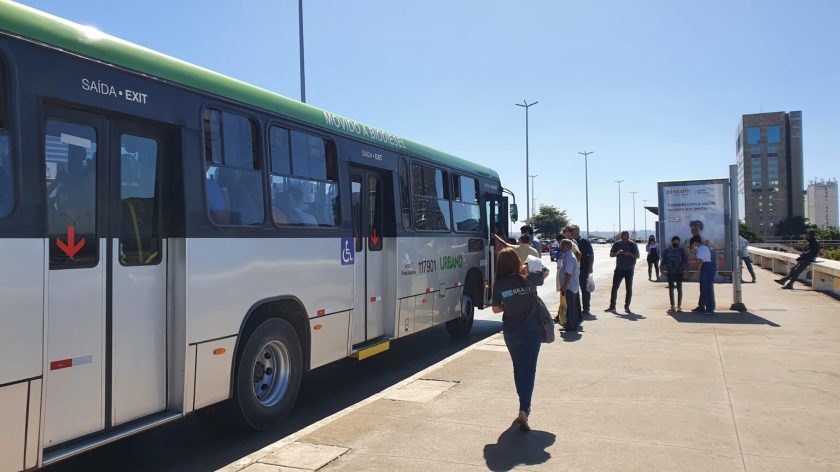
[418,259,436,274]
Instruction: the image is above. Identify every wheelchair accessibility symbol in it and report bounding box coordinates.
[340,237,355,265]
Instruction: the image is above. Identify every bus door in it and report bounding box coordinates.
[350,166,390,345]
[43,105,170,447]
[485,194,509,303]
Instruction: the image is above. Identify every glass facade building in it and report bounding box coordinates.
[735,111,804,239]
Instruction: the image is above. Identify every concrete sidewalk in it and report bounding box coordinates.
[221,264,840,472]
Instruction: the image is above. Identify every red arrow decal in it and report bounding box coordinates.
[56,225,86,258]
[370,228,380,247]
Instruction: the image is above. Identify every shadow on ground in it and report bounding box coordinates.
[483,422,555,471]
[44,319,502,472]
[615,312,647,321]
[669,311,780,327]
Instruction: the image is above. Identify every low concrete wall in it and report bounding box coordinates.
[748,247,840,294]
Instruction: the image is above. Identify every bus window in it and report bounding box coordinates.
[0,61,12,219]
[411,163,450,231]
[398,158,411,230]
[45,120,98,267]
[452,174,480,233]
[269,126,339,227]
[351,175,362,251]
[203,109,264,226]
[119,134,161,265]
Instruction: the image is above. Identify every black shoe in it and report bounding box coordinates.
[624,305,631,313]
[751,278,756,283]
[774,279,786,285]
[604,307,616,313]
[782,285,793,290]
[691,307,704,313]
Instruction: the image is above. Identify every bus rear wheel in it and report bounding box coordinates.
[233,318,303,430]
[446,293,474,337]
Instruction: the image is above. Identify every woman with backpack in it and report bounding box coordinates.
[491,247,546,432]
[660,236,688,313]
[646,235,660,281]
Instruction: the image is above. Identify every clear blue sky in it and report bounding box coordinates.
[17,0,840,233]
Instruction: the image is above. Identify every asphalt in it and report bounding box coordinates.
[219,246,840,472]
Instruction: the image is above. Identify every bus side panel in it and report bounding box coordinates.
[395,235,482,332]
[0,239,44,385]
[0,382,27,472]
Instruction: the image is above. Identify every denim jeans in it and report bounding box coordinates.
[699,262,716,311]
[504,329,541,414]
[609,269,634,308]
[741,256,756,280]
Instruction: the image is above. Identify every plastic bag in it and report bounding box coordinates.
[586,274,595,293]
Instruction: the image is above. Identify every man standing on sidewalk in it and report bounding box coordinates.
[605,231,639,313]
[739,235,757,283]
[572,225,594,316]
[559,239,581,331]
[776,229,821,289]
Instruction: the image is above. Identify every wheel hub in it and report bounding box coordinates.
[252,340,291,407]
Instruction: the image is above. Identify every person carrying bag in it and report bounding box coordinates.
[491,248,549,431]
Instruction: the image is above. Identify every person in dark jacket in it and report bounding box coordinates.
[571,225,594,315]
[660,236,688,312]
[776,230,821,289]
[492,247,543,432]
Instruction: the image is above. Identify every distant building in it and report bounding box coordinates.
[807,179,839,229]
[736,111,804,239]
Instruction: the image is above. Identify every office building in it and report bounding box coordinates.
[736,111,804,239]
[807,179,838,229]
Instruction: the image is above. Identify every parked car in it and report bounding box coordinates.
[541,240,551,253]
[550,242,560,261]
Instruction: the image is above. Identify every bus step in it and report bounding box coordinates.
[352,337,390,361]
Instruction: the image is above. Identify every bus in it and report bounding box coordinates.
[0,2,514,470]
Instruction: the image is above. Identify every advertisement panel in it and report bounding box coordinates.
[658,179,731,277]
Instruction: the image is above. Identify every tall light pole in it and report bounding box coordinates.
[578,151,594,237]
[298,0,306,103]
[529,174,538,216]
[630,191,638,239]
[642,199,648,239]
[614,180,624,234]
[516,100,538,222]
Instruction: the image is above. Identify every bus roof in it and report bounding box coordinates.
[0,1,499,181]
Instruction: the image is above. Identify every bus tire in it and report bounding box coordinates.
[233,318,303,430]
[446,293,475,337]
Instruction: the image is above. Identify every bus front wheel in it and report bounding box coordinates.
[446,293,475,337]
[233,318,303,430]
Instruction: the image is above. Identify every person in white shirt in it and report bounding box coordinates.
[739,235,756,283]
[558,239,581,331]
[690,235,715,313]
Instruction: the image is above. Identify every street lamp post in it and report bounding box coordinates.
[516,100,538,222]
[630,191,638,239]
[298,0,306,103]
[642,199,648,239]
[614,180,624,234]
[578,151,594,237]
[529,174,538,216]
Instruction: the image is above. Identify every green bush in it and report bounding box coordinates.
[824,248,840,261]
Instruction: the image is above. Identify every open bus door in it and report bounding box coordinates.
[485,195,510,305]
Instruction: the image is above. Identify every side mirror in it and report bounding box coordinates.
[509,203,519,223]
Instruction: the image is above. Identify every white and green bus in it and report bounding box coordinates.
[0,2,514,470]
